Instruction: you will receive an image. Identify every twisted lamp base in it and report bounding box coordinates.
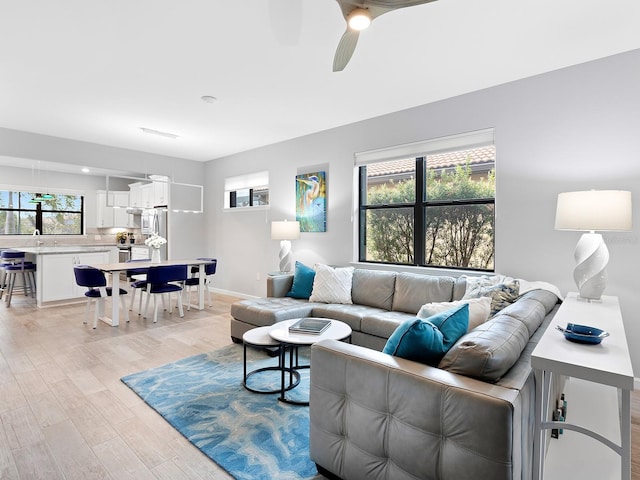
[573,232,609,301]
[278,240,292,273]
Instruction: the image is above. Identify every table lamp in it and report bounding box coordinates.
[271,220,300,273]
[555,190,632,300]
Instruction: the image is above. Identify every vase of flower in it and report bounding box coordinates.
[145,233,167,264]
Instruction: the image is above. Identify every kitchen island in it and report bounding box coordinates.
[18,246,118,307]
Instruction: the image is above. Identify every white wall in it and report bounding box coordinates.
[0,129,208,258]
[205,48,640,371]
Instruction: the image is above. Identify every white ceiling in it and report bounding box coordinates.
[1,0,639,163]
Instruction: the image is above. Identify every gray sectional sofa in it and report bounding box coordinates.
[230,267,562,480]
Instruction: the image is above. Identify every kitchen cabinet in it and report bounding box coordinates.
[129,182,142,208]
[153,178,169,206]
[97,191,131,228]
[113,191,130,227]
[96,191,113,228]
[140,183,153,208]
[39,251,110,303]
[128,177,169,209]
[131,245,150,260]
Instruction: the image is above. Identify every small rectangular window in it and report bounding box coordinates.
[224,171,270,209]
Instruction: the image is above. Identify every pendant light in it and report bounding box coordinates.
[29,193,45,204]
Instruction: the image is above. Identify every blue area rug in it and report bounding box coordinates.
[121,344,322,480]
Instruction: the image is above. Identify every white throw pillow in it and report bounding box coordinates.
[417,297,491,332]
[309,264,354,304]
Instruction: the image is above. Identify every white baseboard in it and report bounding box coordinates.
[210,287,257,300]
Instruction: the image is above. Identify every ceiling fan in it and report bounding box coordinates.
[333,0,438,72]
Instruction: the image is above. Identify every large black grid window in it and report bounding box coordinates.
[358,144,495,271]
[0,191,84,235]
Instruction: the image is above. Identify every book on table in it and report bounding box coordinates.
[288,318,332,334]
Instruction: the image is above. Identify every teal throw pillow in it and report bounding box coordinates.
[382,304,469,366]
[286,262,316,299]
[428,303,470,350]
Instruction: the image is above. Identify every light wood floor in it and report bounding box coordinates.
[0,291,238,480]
[0,291,638,479]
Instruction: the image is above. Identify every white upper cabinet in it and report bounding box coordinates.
[96,190,131,228]
[128,176,170,209]
[153,180,169,206]
[128,182,142,208]
[139,183,153,208]
[150,175,169,206]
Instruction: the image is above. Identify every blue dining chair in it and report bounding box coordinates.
[184,258,217,310]
[125,258,150,315]
[143,264,187,323]
[0,250,36,307]
[74,265,129,328]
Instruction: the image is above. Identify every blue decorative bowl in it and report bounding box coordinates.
[556,323,610,345]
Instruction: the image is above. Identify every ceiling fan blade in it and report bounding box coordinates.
[333,29,360,72]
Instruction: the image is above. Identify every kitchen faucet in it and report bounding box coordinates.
[32,229,44,246]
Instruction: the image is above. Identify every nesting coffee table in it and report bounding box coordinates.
[242,326,300,394]
[268,318,352,406]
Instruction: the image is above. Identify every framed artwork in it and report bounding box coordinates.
[296,171,326,232]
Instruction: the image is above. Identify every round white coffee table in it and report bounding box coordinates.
[242,326,300,394]
[268,318,352,405]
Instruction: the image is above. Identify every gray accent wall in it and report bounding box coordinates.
[205,48,640,372]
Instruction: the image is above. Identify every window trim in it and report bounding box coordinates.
[354,128,495,166]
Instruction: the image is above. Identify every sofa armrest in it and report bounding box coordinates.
[310,339,522,480]
[267,274,294,297]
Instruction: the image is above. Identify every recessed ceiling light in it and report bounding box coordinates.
[82,167,90,173]
[140,127,179,139]
[201,95,217,104]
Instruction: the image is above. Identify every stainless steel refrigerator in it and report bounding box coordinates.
[142,208,168,261]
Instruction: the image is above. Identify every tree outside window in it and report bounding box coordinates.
[0,191,84,235]
[359,145,495,271]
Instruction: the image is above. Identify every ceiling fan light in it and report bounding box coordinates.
[348,8,371,31]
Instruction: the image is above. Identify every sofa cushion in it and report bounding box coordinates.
[351,269,396,310]
[286,261,316,299]
[438,315,530,382]
[361,310,418,340]
[391,273,456,314]
[311,304,388,334]
[230,297,319,328]
[309,264,354,304]
[417,297,491,332]
[463,279,520,316]
[383,304,469,365]
[452,276,468,301]
[497,289,560,337]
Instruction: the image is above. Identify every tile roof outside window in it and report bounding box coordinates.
[366,146,495,178]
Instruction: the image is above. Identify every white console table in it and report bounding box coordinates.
[531,293,634,480]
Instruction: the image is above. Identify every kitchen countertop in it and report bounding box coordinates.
[17,245,118,255]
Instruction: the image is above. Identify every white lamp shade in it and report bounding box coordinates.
[555,190,632,232]
[271,220,300,240]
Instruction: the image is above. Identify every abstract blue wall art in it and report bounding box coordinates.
[296,171,326,232]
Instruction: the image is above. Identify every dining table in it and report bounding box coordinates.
[87,258,215,327]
